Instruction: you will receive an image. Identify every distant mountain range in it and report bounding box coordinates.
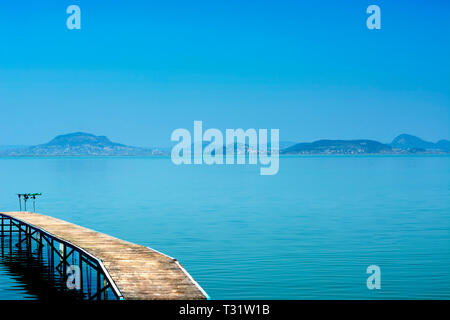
[0,132,448,156]
[0,132,165,156]
[282,134,450,155]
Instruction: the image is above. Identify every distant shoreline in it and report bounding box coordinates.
[1,132,449,157]
[1,153,449,159]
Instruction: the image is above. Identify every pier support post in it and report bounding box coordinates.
[37,232,42,261]
[1,216,3,257]
[18,223,23,254]
[50,238,55,277]
[9,218,12,255]
[63,244,67,285]
[104,278,108,299]
[26,226,31,257]
[97,270,101,300]
[79,254,84,297]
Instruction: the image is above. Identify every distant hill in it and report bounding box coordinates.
[0,132,165,156]
[281,134,450,155]
[281,139,393,155]
[391,134,450,152]
[436,139,450,151]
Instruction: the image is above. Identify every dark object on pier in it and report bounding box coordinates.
[17,193,42,212]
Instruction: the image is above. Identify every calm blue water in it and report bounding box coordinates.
[0,155,449,299]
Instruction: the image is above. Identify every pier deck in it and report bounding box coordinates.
[0,211,208,300]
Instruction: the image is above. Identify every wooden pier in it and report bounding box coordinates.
[0,211,209,300]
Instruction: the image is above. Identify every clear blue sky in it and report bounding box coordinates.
[0,0,449,146]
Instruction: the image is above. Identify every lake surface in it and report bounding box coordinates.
[0,155,449,299]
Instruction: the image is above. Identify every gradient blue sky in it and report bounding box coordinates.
[1,0,449,146]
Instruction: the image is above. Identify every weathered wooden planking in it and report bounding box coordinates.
[0,211,207,300]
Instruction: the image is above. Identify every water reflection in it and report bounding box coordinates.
[0,232,84,300]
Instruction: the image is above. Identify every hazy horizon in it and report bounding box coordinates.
[0,131,449,149]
